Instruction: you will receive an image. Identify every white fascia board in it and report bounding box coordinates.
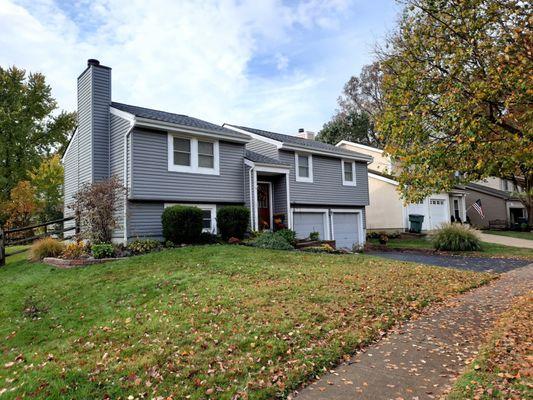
[281,144,373,163]
[369,172,399,186]
[254,165,290,174]
[336,140,384,154]
[110,106,136,125]
[136,118,250,144]
[223,124,283,148]
[61,127,78,162]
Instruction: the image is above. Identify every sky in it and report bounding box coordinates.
[0,0,400,134]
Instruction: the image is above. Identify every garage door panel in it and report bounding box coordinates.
[429,198,447,230]
[333,212,360,250]
[293,212,326,240]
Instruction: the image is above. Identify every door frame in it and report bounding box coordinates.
[257,181,274,230]
[330,208,365,247]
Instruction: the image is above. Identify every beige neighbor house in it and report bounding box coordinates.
[336,141,467,233]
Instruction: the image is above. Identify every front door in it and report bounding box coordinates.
[257,182,271,230]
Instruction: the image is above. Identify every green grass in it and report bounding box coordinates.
[447,293,532,399]
[482,230,533,241]
[368,238,533,260]
[5,245,31,256]
[0,245,492,399]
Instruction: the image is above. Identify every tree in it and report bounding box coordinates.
[377,0,532,223]
[318,61,385,148]
[29,155,64,222]
[0,181,40,233]
[0,66,76,201]
[71,177,126,244]
[316,111,373,145]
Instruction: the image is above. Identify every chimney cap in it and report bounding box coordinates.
[298,128,304,133]
[87,59,100,67]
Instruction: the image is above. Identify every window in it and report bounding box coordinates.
[164,203,217,233]
[453,199,460,220]
[173,137,191,166]
[342,160,357,186]
[295,153,313,182]
[168,134,219,175]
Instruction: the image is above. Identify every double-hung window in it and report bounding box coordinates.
[168,134,219,175]
[342,160,357,186]
[295,153,313,182]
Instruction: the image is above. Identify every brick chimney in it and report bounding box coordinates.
[296,128,316,140]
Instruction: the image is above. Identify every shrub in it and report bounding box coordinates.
[309,231,320,241]
[276,229,297,246]
[91,243,115,259]
[162,205,203,244]
[251,231,293,250]
[432,223,481,251]
[62,241,88,259]
[29,237,65,261]
[127,239,161,255]
[70,177,126,243]
[199,232,218,244]
[217,206,250,240]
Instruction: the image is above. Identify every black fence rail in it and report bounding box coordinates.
[0,216,79,266]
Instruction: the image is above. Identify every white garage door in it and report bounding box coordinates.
[293,212,326,240]
[332,212,360,250]
[429,198,447,229]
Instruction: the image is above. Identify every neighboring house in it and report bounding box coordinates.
[63,60,372,249]
[465,182,527,229]
[336,140,467,232]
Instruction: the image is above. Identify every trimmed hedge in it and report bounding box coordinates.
[162,205,203,244]
[251,231,294,250]
[217,206,250,240]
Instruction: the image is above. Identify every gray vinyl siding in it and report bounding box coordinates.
[245,139,279,160]
[92,67,112,181]
[63,130,79,231]
[109,114,131,238]
[131,128,246,203]
[279,150,369,206]
[77,69,93,185]
[273,175,287,216]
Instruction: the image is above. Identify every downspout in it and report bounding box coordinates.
[123,119,135,243]
[249,165,255,231]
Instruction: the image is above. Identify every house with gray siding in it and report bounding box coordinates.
[63,60,372,249]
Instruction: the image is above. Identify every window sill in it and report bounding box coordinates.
[168,165,220,175]
[342,181,357,187]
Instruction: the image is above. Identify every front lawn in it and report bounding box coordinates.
[482,230,533,241]
[0,245,491,399]
[447,293,532,399]
[368,237,533,260]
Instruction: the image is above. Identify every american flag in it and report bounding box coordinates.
[472,199,484,219]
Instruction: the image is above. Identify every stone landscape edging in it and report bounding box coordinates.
[43,257,123,268]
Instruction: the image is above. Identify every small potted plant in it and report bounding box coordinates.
[379,232,389,245]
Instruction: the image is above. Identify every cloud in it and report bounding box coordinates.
[0,0,398,133]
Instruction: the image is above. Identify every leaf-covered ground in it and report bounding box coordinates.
[368,237,533,260]
[447,292,533,400]
[0,246,492,399]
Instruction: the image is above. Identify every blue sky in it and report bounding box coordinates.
[0,0,399,134]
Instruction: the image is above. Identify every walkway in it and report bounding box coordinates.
[368,251,529,273]
[294,263,533,400]
[478,232,533,249]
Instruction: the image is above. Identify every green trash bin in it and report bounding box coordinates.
[408,214,424,233]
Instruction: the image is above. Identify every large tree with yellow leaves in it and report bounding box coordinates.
[377,0,532,223]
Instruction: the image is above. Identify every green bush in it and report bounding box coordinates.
[217,206,250,240]
[91,243,115,259]
[432,223,481,251]
[251,231,293,250]
[127,239,161,255]
[199,232,218,244]
[29,237,65,261]
[276,229,297,246]
[162,205,203,244]
[309,231,320,241]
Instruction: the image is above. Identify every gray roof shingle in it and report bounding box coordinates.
[111,102,247,138]
[226,125,372,161]
[466,182,520,200]
[244,150,287,165]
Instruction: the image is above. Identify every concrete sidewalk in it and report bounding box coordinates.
[478,232,533,249]
[293,263,533,400]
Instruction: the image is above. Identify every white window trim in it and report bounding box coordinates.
[295,152,313,183]
[164,203,217,234]
[167,133,220,175]
[341,160,357,186]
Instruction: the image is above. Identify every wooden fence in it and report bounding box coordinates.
[0,216,79,266]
